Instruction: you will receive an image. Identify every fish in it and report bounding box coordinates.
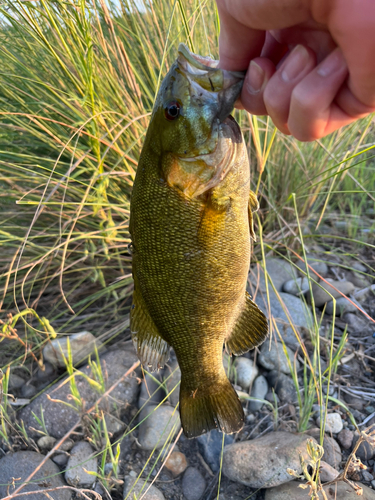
[129,43,268,438]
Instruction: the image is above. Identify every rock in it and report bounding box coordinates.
[223,431,316,488]
[138,404,181,450]
[8,373,26,390]
[164,360,181,408]
[197,429,234,473]
[326,296,361,316]
[232,357,258,389]
[65,441,97,488]
[337,428,354,450]
[363,470,374,482]
[283,277,309,296]
[249,375,268,412]
[104,413,126,435]
[344,393,366,411]
[296,257,329,277]
[181,467,206,500]
[259,341,300,374]
[249,258,298,293]
[36,361,56,381]
[316,413,343,434]
[343,313,373,335]
[43,331,103,368]
[349,271,371,288]
[139,372,165,409]
[267,371,298,404]
[254,290,313,330]
[124,477,165,500]
[352,262,368,273]
[322,436,342,468]
[265,480,375,499]
[165,451,188,476]
[53,453,69,467]
[37,435,57,450]
[60,439,75,452]
[21,384,37,398]
[353,432,375,461]
[308,279,355,307]
[18,347,140,438]
[265,391,280,404]
[320,461,339,482]
[0,451,71,500]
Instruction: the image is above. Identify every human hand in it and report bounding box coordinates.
[217,0,375,141]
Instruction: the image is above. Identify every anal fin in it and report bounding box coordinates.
[131,286,170,371]
[225,292,268,356]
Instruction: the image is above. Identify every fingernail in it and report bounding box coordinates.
[317,48,346,77]
[281,45,309,82]
[247,61,265,94]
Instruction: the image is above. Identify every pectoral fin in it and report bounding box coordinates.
[225,292,268,356]
[248,190,259,241]
[131,285,170,371]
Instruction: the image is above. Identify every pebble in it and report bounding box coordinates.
[259,341,300,374]
[43,331,103,368]
[353,432,375,461]
[163,360,181,408]
[343,312,372,335]
[0,451,71,500]
[265,480,375,499]
[296,258,329,277]
[123,477,165,500]
[326,296,361,316]
[18,347,140,438]
[319,461,339,482]
[197,429,234,472]
[249,258,298,293]
[337,428,354,450]
[232,357,258,389]
[344,393,366,411]
[181,467,206,500]
[165,451,188,476]
[223,431,316,488]
[36,361,55,381]
[52,453,69,467]
[267,370,298,404]
[249,375,268,412]
[37,435,57,450]
[349,271,371,288]
[283,277,309,296]
[316,413,343,434]
[139,372,165,409]
[65,441,98,488]
[372,480,375,489]
[138,404,181,450]
[104,413,126,436]
[8,373,26,390]
[21,384,37,398]
[308,279,355,307]
[363,470,374,482]
[322,436,342,468]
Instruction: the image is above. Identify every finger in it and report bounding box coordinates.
[262,45,316,134]
[287,48,350,141]
[239,58,276,115]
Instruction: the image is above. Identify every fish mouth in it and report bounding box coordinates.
[177,43,245,123]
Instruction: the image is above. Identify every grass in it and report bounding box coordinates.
[0,0,374,499]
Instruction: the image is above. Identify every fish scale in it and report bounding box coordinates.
[130,44,268,438]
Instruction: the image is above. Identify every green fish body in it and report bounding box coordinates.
[130,44,268,438]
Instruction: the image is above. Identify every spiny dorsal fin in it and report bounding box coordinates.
[225,292,268,356]
[131,285,170,371]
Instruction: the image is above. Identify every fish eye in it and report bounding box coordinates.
[165,101,181,121]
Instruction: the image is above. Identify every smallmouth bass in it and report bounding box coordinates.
[129,44,268,438]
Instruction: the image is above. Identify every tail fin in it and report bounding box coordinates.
[180,376,244,438]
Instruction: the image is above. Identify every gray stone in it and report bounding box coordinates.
[254,290,313,330]
[249,258,298,293]
[337,428,354,450]
[296,258,329,277]
[43,331,103,368]
[349,271,371,288]
[283,277,309,296]
[65,441,97,488]
[326,296,361,316]
[18,347,140,438]
[363,470,374,482]
[232,357,258,389]
[139,372,165,409]
[197,429,234,473]
[21,384,37,398]
[352,262,368,273]
[124,477,165,500]
[353,432,375,461]
[104,413,126,435]
[0,451,71,500]
[316,413,343,434]
[8,373,26,390]
[343,313,373,335]
[223,431,317,488]
[308,279,355,307]
[265,480,375,499]
[163,360,181,408]
[36,361,55,381]
[37,435,57,450]
[321,436,342,468]
[181,467,206,500]
[53,453,69,467]
[138,404,181,450]
[259,341,300,374]
[344,393,366,411]
[267,371,298,404]
[249,375,268,412]
[319,461,339,482]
